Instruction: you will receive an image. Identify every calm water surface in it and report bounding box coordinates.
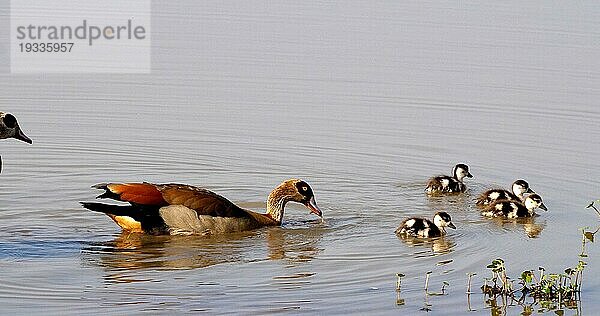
[1,2,599,315]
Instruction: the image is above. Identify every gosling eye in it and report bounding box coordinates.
[3,114,17,128]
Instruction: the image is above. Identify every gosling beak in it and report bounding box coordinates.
[526,187,534,194]
[539,203,548,211]
[14,127,32,144]
[466,172,473,178]
[304,196,322,217]
[448,222,457,229]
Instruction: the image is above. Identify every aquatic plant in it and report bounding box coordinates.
[393,270,448,310]
[423,271,449,296]
[481,258,512,295]
[395,273,405,292]
[586,200,600,218]
[466,272,476,294]
[480,254,586,312]
[516,261,585,306]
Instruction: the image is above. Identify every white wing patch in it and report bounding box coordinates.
[506,203,519,218]
[440,178,450,187]
[489,192,500,200]
[159,205,257,235]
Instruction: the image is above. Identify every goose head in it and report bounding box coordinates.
[433,211,456,230]
[0,112,32,144]
[452,163,472,181]
[524,194,547,212]
[266,179,322,223]
[512,179,533,198]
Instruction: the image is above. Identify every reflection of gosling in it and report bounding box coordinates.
[524,222,544,238]
[425,164,473,194]
[395,212,456,238]
[481,194,547,218]
[476,180,533,206]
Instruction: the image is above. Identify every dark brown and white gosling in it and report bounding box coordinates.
[476,179,534,206]
[395,211,456,238]
[425,163,473,194]
[481,194,547,218]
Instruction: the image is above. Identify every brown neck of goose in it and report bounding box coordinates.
[266,184,295,224]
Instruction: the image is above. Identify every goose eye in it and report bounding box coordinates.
[3,114,16,128]
[295,181,312,196]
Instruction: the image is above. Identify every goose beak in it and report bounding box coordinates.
[526,187,534,194]
[448,222,456,229]
[305,196,322,217]
[466,172,473,178]
[539,203,548,211]
[14,128,32,144]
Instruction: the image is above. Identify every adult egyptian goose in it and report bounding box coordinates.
[425,163,473,194]
[81,179,323,235]
[0,112,32,172]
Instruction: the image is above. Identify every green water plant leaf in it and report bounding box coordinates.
[584,231,594,242]
[521,270,534,283]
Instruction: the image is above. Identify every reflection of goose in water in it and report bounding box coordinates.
[82,224,325,277]
[488,216,546,238]
[265,226,324,262]
[0,112,32,172]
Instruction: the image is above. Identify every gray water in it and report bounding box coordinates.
[1,1,600,315]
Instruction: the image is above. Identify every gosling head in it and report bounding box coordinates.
[452,163,473,181]
[0,112,32,144]
[512,179,534,198]
[524,194,547,212]
[433,211,456,230]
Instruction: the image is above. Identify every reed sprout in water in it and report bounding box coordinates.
[478,228,592,313]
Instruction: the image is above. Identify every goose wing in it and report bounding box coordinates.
[95,182,249,218]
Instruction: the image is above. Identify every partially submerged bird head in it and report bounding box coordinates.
[0,112,32,144]
[267,179,322,220]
